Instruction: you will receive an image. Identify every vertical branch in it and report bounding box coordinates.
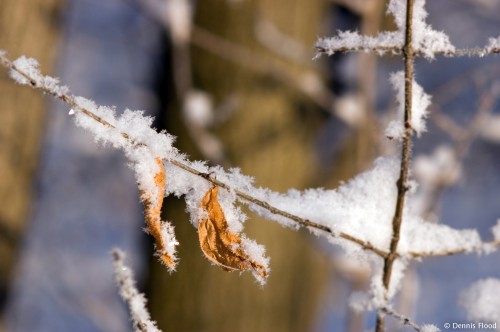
[375,0,414,331]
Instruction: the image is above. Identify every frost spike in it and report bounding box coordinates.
[141,157,178,270]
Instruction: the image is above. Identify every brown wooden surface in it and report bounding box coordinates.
[0,0,62,304]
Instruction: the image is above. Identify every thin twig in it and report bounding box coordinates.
[408,240,500,258]
[315,45,500,57]
[376,1,415,331]
[380,306,431,332]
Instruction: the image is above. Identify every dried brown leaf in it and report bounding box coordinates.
[141,157,177,269]
[198,186,268,279]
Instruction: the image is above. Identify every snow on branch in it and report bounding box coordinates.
[0,50,498,270]
[112,249,162,332]
[315,0,500,59]
[386,71,431,139]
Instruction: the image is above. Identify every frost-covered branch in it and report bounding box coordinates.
[1,36,499,321]
[0,50,388,259]
[315,43,500,58]
[1,50,498,264]
[315,0,500,60]
[380,306,440,332]
[376,0,415,330]
[112,249,162,332]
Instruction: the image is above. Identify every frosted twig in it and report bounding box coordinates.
[408,240,500,258]
[376,1,415,331]
[380,306,438,332]
[1,51,499,264]
[0,51,387,258]
[315,44,500,58]
[112,249,162,332]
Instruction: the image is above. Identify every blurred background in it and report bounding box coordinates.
[0,0,499,331]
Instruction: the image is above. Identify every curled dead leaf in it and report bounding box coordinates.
[198,186,268,280]
[141,157,177,270]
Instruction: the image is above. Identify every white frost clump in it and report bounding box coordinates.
[159,221,179,262]
[460,278,500,323]
[421,325,441,332]
[385,71,431,139]
[243,156,484,258]
[112,249,161,332]
[350,258,409,310]
[9,55,69,97]
[491,220,500,241]
[241,236,270,285]
[398,218,483,255]
[72,97,178,196]
[414,145,461,186]
[252,157,400,255]
[315,29,402,56]
[387,0,454,59]
[485,36,500,53]
[315,0,454,59]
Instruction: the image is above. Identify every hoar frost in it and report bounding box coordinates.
[385,71,431,139]
[491,220,500,242]
[413,145,461,187]
[315,0,455,59]
[241,157,483,258]
[9,56,69,97]
[485,36,500,53]
[2,49,497,312]
[113,249,161,332]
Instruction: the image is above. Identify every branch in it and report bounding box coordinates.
[1,50,499,263]
[0,51,388,259]
[2,50,499,265]
[376,1,415,331]
[315,44,500,57]
[380,306,438,332]
[112,249,162,332]
[407,240,500,258]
